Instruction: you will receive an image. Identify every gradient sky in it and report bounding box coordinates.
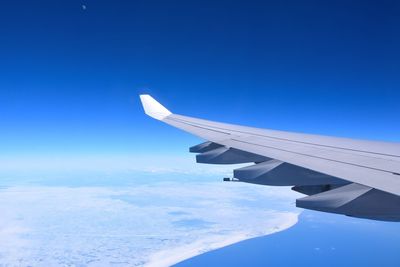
[0,0,399,169]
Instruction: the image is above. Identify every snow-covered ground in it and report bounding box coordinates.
[0,176,301,266]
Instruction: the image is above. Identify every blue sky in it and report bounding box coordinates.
[0,0,399,166]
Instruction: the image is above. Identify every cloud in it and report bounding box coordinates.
[0,181,301,266]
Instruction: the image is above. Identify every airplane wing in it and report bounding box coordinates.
[139,94,400,221]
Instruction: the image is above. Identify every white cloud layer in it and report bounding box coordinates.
[0,181,301,266]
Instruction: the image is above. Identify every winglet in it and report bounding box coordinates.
[139,94,172,120]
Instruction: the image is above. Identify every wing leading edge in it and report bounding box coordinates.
[140,95,400,221]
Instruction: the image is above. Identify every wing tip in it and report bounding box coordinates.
[139,94,172,120]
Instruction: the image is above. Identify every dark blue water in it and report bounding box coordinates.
[175,211,400,267]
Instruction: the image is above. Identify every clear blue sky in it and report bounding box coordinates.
[0,0,399,161]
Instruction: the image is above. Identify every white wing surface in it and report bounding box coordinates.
[140,94,400,221]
